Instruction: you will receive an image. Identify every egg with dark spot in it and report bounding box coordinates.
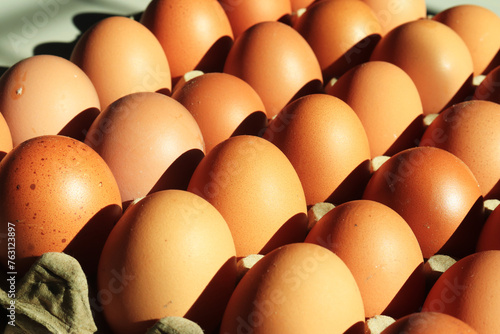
[0,135,122,276]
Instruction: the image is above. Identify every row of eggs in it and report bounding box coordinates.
[0,0,500,333]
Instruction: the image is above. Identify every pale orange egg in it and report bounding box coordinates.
[326,60,424,158]
[263,94,371,206]
[361,0,426,35]
[370,19,474,115]
[70,16,172,111]
[293,0,383,82]
[219,243,366,334]
[219,0,292,39]
[432,4,500,76]
[172,72,267,154]
[223,21,323,118]
[187,135,309,257]
[84,92,205,207]
[140,0,233,84]
[422,250,500,334]
[306,200,426,318]
[0,55,100,147]
[363,146,484,259]
[98,189,237,334]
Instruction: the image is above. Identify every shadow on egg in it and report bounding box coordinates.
[442,73,475,111]
[155,86,172,97]
[184,257,238,333]
[259,212,309,255]
[0,66,9,77]
[483,49,500,75]
[287,78,324,107]
[384,114,425,157]
[326,159,372,206]
[437,197,485,260]
[192,35,234,83]
[64,203,122,278]
[382,263,426,319]
[133,148,205,209]
[58,107,100,142]
[231,111,268,138]
[487,180,500,200]
[0,151,7,162]
[344,320,367,334]
[323,33,382,83]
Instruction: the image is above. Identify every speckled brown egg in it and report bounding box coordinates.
[305,199,426,318]
[187,135,308,258]
[0,135,122,276]
[362,146,484,259]
[293,0,383,82]
[326,60,424,158]
[84,92,205,207]
[70,16,171,112]
[420,100,500,199]
[381,312,478,334]
[219,0,292,39]
[370,19,474,115]
[422,250,500,334]
[171,72,267,154]
[223,21,323,118]
[263,94,371,206]
[0,55,100,147]
[432,4,500,76]
[98,189,237,334]
[140,0,233,84]
[219,243,366,334]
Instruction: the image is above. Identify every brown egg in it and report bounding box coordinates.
[84,92,205,207]
[263,94,371,206]
[305,200,425,318]
[219,243,366,334]
[98,189,237,334]
[370,19,474,115]
[362,146,484,259]
[70,16,171,112]
[223,21,323,118]
[0,112,12,160]
[0,135,122,276]
[171,72,267,154]
[420,100,500,199]
[361,0,426,35]
[293,0,383,82]
[326,61,424,158]
[140,0,233,84]
[219,0,292,39]
[187,135,308,257]
[0,55,100,147]
[422,250,500,334]
[432,5,500,76]
[473,64,500,104]
[477,204,500,251]
[381,312,478,334]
